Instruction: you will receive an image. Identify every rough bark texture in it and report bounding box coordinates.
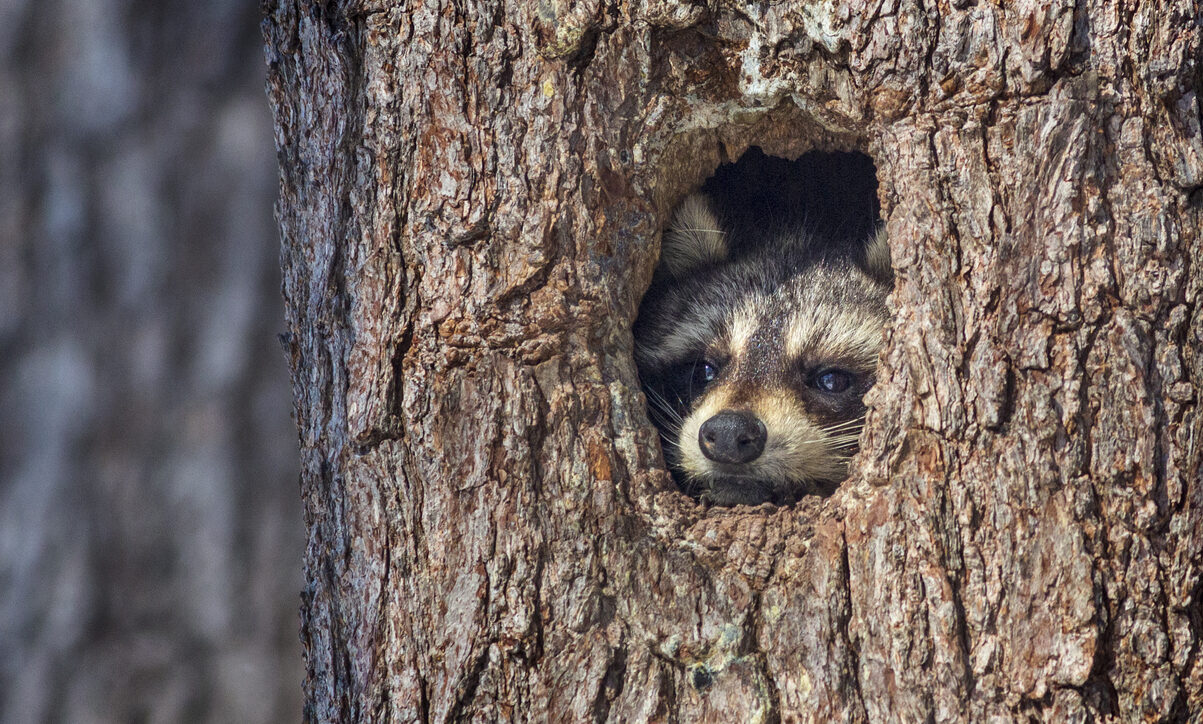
[264,1,1202,721]
[0,2,302,721]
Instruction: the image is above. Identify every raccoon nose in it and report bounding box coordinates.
[699,411,766,464]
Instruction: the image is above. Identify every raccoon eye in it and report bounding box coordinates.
[693,360,719,388]
[812,369,854,393]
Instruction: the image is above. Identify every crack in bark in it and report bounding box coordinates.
[747,590,781,724]
[839,522,867,716]
[938,460,978,703]
[590,644,628,723]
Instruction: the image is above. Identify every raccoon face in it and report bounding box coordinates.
[635,194,891,506]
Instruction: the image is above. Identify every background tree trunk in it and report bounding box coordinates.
[0,2,302,721]
[264,1,1202,721]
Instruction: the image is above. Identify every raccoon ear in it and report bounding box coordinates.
[862,224,893,284]
[659,194,727,277]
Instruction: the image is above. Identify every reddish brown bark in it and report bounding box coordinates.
[265,1,1202,720]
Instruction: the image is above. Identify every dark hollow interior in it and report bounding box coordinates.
[700,147,880,251]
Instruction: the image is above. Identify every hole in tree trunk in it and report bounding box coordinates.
[702,148,881,250]
[633,147,890,508]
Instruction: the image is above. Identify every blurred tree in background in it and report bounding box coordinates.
[0,1,302,721]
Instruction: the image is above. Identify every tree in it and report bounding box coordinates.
[263,1,1202,720]
[0,3,303,723]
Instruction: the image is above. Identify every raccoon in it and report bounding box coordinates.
[634,193,892,506]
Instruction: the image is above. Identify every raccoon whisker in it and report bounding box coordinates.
[822,426,865,440]
[643,387,685,426]
[654,413,683,430]
[821,424,865,437]
[645,396,677,420]
[675,470,704,497]
[828,442,862,455]
[656,427,682,446]
[826,414,866,425]
[786,432,860,449]
[646,405,684,444]
[647,406,683,436]
[654,394,683,423]
[654,426,682,449]
[822,430,864,442]
[826,444,862,454]
[648,414,683,437]
[821,417,867,434]
[824,433,863,443]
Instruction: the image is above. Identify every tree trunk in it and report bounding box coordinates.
[264,1,1203,721]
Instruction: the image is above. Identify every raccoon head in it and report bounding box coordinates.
[634,194,892,506]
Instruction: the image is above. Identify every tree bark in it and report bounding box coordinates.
[264,1,1203,721]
